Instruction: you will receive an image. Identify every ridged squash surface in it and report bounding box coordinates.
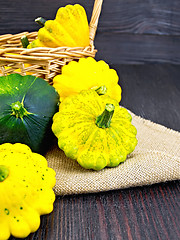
[52,89,137,170]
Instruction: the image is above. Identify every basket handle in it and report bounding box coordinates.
[89,0,103,45]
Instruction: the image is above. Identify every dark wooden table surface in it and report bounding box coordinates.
[1,0,180,239]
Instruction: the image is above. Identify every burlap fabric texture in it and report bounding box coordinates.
[45,111,180,195]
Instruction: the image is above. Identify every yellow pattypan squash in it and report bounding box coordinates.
[0,143,56,240]
[52,88,137,170]
[53,57,122,102]
[28,4,89,48]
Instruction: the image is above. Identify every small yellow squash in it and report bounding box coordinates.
[53,57,122,102]
[28,4,89,48]
[0,143,56,240]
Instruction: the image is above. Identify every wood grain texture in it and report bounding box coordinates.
[116,64,180,131]
[98,0,180,36]
[95,33,180,64]
[9,181,180,240]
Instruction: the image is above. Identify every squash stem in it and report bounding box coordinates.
[0,165,9,182]
[11,101,29,119]
[35,17,47,27]
[21,35,29,48]
[95,85,107,95]
[96,104,115,128]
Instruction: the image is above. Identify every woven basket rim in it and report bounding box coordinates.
[0,0,103,82]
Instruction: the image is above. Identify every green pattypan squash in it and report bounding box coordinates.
[52,88,137,170]
[0,73,59,153]
[0,143,56,240]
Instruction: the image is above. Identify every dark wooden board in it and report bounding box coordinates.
[115,64,180,131]
[95,33,180,64]
[9,181,180,240]
[98,0,180,36]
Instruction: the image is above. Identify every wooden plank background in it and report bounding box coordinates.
[0,0,180,64]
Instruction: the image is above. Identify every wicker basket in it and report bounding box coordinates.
[0,0,103,84]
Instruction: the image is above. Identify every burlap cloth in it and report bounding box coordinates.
[45,111,180,195]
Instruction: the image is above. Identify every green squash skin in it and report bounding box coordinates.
[0,74,59,153]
